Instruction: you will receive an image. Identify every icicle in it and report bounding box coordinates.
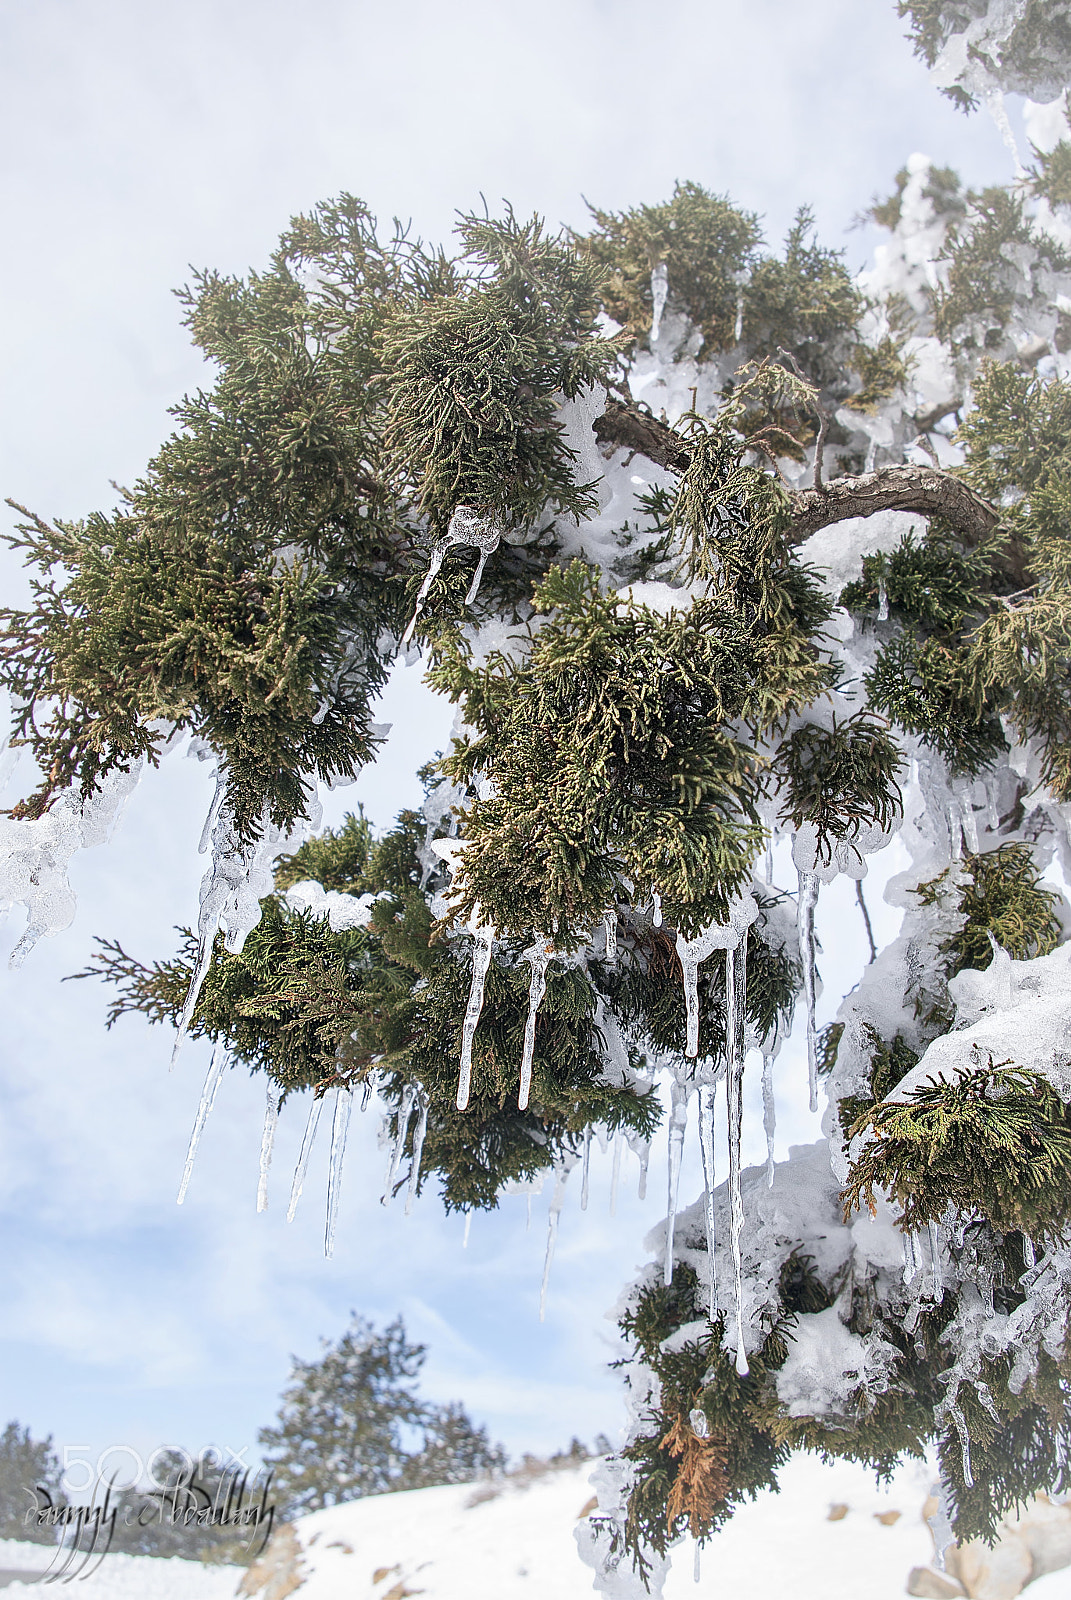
[540,1159,574,1321]
[401,545,448,646]
[947,803,963,862]
[457,920,495,1111]
[664,1080,690,1287]
[651,891,662,928]
[865,435,877,473]
[581,1125,592,1212]
[382,1084,416,1206]
[903,1229,922,1285]
[198,769,227,856]
[734,288,744,345]
[877,573,889,621]
[761,1053,776,1188]
[176,1040,228,1204]
[637,1137,650,1200]
[256,1083,279,1213]
[602,912,617,961]
[1023,1234,1037,1271]
[928,1221,944,1303]
[950,1404,974,1488]
[764,838,774,886]
[725,941,749,1375]
[609,1133,622,1218]
[985,88,1025,177]
[986,780,1000,833]
[287,1093,324,1222]
[402,506,503,645]
[650,262,668,344]
[324,1088,353,1259]
[693,1543,702,1584]
[960,795,979,853]
[518,942,550,1111]
[463,1212,472,1248]
[526,1194,532,1232]
[405,1094,429,1216]
[796,869,820,1113]
[927,1477,956,1574]
[698,1083,719,1318]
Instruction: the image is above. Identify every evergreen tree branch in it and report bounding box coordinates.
[593,399,1004,552]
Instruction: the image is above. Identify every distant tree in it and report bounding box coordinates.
[258,1314,505,1517]
[0,1421,61,1544]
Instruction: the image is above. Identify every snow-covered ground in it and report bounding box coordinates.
[11,1453,1071,1599]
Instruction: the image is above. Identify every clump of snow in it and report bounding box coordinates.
[284,879,384,932]
[0,758,143,967]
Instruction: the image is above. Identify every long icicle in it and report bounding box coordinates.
[581,1125,592,1212]
[637,1137,650,1200]
[609,1132,622,1218]
[177,1039,228,1204]
[540,1158,575,1322]
[761,1052,776,1187]
[698,1082,719,1320]
[725,942,750,1375]
[324,1088,353,1259]
[405,1094,429,1216]
[928,1221,944,1303]
[256,1083,279,1213]
[382,1084,416,1206]
[664,1079,690,1287]
[518,943,550,1111]
[287,1093,324,1222]
[401,542,449,646]
[796,869,821,1113]
[457,923,495,1111]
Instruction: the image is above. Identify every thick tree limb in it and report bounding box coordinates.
[593,399,1002,549]
[790,464,1000,544]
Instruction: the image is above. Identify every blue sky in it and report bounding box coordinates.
[0,0,1022,1486]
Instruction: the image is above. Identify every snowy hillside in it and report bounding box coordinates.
[6,1455,1071,1598]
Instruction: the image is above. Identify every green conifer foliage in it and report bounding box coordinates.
[577,182,763,354]
[916,843,1064,974]
[844,1060,1071,1239]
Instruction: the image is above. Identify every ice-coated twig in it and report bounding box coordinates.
[1023,1234,1037,1271]
[256,1082,279,1213]
[457,920,495,1111]
[405,1093,429,1216]
[877,573,889,621]
[581,1125,592,1212]
[173,797,296,1065]
[287,1092,324,1222]
[603,912,617,961]
[382,1084,416,1206]
[539,1156,576,1322]
[177,1039,228,1205]
[664,1079,690,1287]
[698,1082,718,1318]
[402,506,503,645]
[761,1052,776,1187]
[324,1088,353,1259]
[796,869,820,1112]
[650,262,669,344]
[519,941,551,1111]
[609,1132,622,1218]
[651,891,662,928]
[725,942,749,1375]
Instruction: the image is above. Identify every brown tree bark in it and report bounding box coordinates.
[592,399,1002,549]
